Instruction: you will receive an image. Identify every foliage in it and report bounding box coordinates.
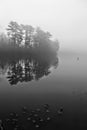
[0,21,59,54]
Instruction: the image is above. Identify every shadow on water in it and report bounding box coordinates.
[0,51,58,85]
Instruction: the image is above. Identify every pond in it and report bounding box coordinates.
[0,51,87,130]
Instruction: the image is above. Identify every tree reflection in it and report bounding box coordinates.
[0,54,58,85]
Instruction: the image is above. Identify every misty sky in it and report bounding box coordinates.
[0,0,87,51]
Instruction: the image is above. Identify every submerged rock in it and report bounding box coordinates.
[27,117,31,121]
[9,113,14,117]
[39,118,44,122]
[5,118,10,122]
[22,106,27,111]
[14,128,18,130]
[46,117,51,121]
[35,124,39,128]
[58,107,63,115]
[0,104,65,129]
[36,108,41,112]
[34,114,38,117]
[45,109,50,113]
[32,120,36,123]
[43,104,49,109]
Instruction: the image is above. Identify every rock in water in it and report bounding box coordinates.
[58,107,63,115]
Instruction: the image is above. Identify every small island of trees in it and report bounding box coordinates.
[0,21,59,84]
[0,21,59,57]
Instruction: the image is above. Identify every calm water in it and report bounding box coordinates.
[0,51,87,130]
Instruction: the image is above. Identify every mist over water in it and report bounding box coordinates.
[0,44,87,129]
[0,0,87,129]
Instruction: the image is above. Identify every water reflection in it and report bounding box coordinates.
[0,54,58,85]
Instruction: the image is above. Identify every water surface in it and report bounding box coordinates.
[0,51,87,129]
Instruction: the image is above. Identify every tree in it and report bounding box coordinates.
[16,25,24,46]
[0,33,9,46]
[7,21,18,46]
[33,27,52,49]
[52,39,59,51]
[6,21,59,52]
[21,25,34,47]
[7,21,23,47]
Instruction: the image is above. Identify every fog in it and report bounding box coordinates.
[0,0,87,52]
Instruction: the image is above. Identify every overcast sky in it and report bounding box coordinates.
[0,0,87,51]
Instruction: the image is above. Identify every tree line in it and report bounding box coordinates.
[0,21,59,51]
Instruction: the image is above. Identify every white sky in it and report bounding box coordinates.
[0,0,87,51]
